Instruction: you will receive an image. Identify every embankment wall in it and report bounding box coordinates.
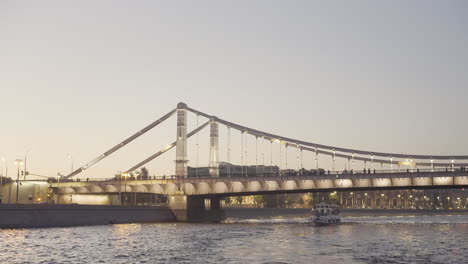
[224,207,468,219]
[0,204,175,228]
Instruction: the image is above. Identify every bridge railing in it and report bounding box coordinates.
[59,167,468,183]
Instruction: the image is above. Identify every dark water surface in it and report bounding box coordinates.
[1,215,467,264]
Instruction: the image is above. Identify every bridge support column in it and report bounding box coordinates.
[209,120,219,177]
[175,103,188,177]
[168,195,225,222]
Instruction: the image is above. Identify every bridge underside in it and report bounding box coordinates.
[53,173,468,197]
[202,184,467,198]
[54,183,467,198]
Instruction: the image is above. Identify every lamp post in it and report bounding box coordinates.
[24,150,31,180]
[14,159,23,204]
[380,193,385,208]
[134,172,140,206]
[118,171,122,205]
[3,158,10,203]
[56,173,61,204]
[0,157,6,197]
[66,154,73,174]
[122,173,130,206]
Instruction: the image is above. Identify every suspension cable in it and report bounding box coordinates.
[332,149,335,171]
[186,106,468,160]
[262,136,265,175]
[125,120,210,172]
[241,131,244,176]
[245,132,248,176]
[300,147,303,172]
[270,140,273,174]
[279,141,282,173]
[227,126,231,177]
[315,146,318,170]
[255,136,258,176]
[65,108,177,178]
[196,114,199,177]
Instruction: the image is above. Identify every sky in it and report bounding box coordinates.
[0,1,467,179]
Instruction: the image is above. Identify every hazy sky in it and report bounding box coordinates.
[1,1,467,178]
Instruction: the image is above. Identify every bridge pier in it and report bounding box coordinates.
[168,195,225,222]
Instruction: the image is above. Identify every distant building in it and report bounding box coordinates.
[187,162,280,177]
[0,181,49,204]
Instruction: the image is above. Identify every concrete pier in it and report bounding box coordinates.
[168,195,225,222]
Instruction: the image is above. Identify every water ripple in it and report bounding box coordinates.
[0,215,467,264]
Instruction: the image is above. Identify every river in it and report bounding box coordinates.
[0,215,467,264]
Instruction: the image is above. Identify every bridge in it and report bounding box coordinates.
[53,170,468,196]
[50,102,468,221]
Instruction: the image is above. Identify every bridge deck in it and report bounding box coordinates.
[50,171,468,196]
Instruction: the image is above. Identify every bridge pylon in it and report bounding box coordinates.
[209,119,219,177]
[175,102,188,177]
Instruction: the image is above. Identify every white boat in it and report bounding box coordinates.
[310,202,341,226]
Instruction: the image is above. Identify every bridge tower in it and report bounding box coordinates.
[209,119,219,177]
[175,102,188,177]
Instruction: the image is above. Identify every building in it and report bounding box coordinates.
[0,181,49,204]
[188,162,280,177]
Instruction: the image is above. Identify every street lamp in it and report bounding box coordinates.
[24,150,31,180]
[66,154,73,174]
[14,159,23,204]
[121,172,130,205]
[134,172,140,206]
[0,157,6,197]
[1,157,4,176]
[56,173,61,204]
[117,171,122,204]
[363,193,368,208]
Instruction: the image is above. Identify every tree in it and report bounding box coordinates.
[254,195,264,207]
[263,195,277,208]
[285,194,296,208]
[140,167,149,179]
[328,192,340,205]
[298,197,304,206]
[263,194,286,208]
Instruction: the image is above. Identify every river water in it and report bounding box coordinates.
[0,215,467,264]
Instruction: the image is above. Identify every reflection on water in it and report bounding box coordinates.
[0,215,467,264]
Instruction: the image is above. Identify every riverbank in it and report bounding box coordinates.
[0,204,175,228]
[2,205,466,228]
[224,207,468,219]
